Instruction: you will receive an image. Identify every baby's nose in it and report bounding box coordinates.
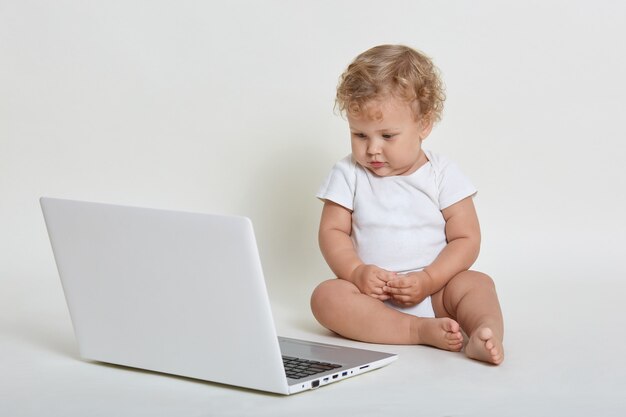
[367,139,382,154]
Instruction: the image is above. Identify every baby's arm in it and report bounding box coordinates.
[319,200,395,300]
[385,196,481,305]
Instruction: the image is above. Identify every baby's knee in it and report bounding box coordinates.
[310,279,354,317]
[452,270,496,291]
[311,279,340,309]
[473,271,495,289]
[311,280,336,324]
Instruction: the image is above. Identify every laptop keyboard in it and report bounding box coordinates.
[282,356,342,379]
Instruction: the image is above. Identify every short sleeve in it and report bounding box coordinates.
[316,155,356,211]
[429,152,477,210]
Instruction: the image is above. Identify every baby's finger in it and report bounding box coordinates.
[373,277,391,291]
[372,293,391,301]
[376,270,397,282]
[369,285,384,295]
[383,285,403,295]
[394,293,411,302]
[387,276,411,289]
[370,292,391,301]
[393,295,416,306]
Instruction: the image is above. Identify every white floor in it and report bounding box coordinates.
[2,261,625,417]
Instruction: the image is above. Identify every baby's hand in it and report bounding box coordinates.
[384,271,434,307]
[350,264,396,300]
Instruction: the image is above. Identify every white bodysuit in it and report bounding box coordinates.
[316,149,477,318]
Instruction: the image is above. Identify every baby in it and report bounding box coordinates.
[311,45,504,365]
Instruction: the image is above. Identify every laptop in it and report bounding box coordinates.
[40,197,397,395]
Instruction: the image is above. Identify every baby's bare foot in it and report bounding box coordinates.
[412,318,463,351]
[465,327,504,365]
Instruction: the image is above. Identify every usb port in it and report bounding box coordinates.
[342,371,348,376]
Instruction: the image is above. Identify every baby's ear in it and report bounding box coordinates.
[419,114,434,140]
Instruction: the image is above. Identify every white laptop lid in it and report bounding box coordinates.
[41,197,289,393]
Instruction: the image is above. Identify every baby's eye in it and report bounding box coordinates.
[352,132,367,139]
[382,134,396,139]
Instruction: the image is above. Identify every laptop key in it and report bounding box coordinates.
[282,355,343,379]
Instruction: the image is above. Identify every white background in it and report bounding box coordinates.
[2,1,626,416]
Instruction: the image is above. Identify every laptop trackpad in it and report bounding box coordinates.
[278,336,394,368]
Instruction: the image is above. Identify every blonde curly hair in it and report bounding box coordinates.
[336,44,445,124]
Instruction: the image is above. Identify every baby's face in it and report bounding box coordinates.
[348,97,432,177]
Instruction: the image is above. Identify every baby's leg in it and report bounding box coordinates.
[432,271,504,365]
[311,279,463,351]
